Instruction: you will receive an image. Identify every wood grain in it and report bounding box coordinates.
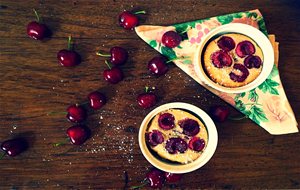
[0,0,299,189]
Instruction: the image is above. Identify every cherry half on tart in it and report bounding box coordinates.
[179,118,200,136]
[165,137,188,154]
[158,113,175,130]
[217,36,236,51]
[244,55,262,69]
[229,63,250,82]
[211,50,232,68]
[146,130,164,146]
[188,137,205,152]
[235,40,256,58]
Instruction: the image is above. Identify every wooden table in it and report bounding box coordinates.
[1,0,299,189]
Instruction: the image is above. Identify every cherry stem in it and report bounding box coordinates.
[96,51,111,57]
[47,111,68,116]
[0,152,6,160]
[166,56,190,63]
[145,86,149,93]
[105,60,112,70]
[228,115,248,121]
[67,36,73,50]
[134,10,146,15]
[53,137,69,147]
[129,180,148,189]
[33,9,41,23]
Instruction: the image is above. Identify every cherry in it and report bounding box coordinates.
[148,56,169,76]
[188,137,205,152]
[119,10,146,30]
[66,125,90,145]
[229,63,249,82]
[217,36,236,51]
[57,36,81,67]
[244,55,262,69]
[178,118,200,136]
[66,104,87,123]
[145,168,165,188]
[235,41,255,58]
[209,105,230,122]
[146,130,164,146]
[0,138,28,158]
[103,60,124,84]
[162,31,182,48]
[96,47,128,65]
[88,91,106,110]
[137,87,157,109]
[211,50,232,68]
[158,113,175,130]
[165,137,188,154]
[27,9,50,40]
[164,172,183,183]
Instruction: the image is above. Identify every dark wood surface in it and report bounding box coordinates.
[1,0,300,189]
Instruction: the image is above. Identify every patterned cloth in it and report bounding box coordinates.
[135,9,298,135]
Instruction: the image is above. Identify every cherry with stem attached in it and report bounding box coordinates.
[0,138,28,159]
[27,9,51,40]
[103,60,124,84]
[137,86,157,109]
[57,36,81,67]
[96,47,128,65]
[119,10,146,30]
[130,168,165,189]
[209,105,247,122]
[54,125,90,146]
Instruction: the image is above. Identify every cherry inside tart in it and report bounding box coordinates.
[146,109,208,164]
[203,33,264,88]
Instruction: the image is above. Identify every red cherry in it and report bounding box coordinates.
[57,49,81,67]
[209,105,230,122]
[103,61,124,84]
[88,91,106,110]
[27,9,50,40]
[145,168,165,188]
[148,56,169,76]
[1,138,28,157]
[188,137,205,152]
[162,31,182,48]
[66,104,87,123]
[96,46,128,65]
[66,125,90,145]
[137,88,157,109]
[119,10,146,30]
[164,172,183,183]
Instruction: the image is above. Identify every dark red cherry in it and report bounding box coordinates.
[235,41,255,58]
[217,36,235,51]
[27,9,50,40]
[165,137,188,154]
[188,137,205,152]
[57,36,81,67]
[211,50,232,68]
[66,125,90,145]
[1,138,28,157]
[103,61,124,84]
[66,104,87,123]
[179,118,200,136]
[162,31,182,48]
[229,63,249,82]
[158,113,175,130]
[137,93,157,109]
[119,10,146,30]
[148,56,169,76]
[244,55,262,69]
[96,47,128,65]
[209,105,230,122]
[164,172,183,183]
[145,168,165,188]
[88,91,106,110]
[146,130,164,146]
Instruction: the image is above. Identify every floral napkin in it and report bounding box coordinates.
[135,9,298,135]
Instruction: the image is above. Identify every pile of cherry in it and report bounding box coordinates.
[1,8,240,189]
